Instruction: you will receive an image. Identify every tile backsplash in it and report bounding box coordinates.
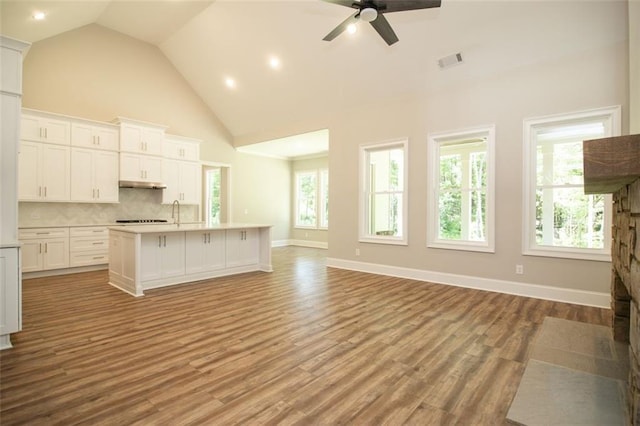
[19,189,199,227]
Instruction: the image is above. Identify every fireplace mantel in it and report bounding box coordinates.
[583,134,640,194]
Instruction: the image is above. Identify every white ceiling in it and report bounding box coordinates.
[236,128,329,159]
[0,0,628,158]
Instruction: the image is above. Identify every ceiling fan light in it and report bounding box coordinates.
[360,8,378,22]
[347,23,357,34]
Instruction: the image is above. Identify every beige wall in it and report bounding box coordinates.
[20,24,290,241]
[291,156,328,246]
[328,41,628,294]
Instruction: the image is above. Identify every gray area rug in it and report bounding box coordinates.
[507,317,629,425]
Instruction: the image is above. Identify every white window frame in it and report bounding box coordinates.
[427,125,496,253]
[319,168,329,230]
[523,105,621,261]
[359,139,409,246]
[294,170,319,229]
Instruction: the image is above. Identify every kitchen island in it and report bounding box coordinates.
[108,223,272,296]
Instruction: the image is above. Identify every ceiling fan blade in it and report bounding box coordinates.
[322,0,360,9]
[378,0,441,13]
[370,14,398,45]
[323,12,359,41]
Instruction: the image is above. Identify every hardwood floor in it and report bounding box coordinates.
[1,246,610,425]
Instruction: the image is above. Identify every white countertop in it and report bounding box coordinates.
[108,223,272,234]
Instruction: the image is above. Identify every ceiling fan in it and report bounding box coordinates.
[322,0,442,46]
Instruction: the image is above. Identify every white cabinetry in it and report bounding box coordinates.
[70,227,109,267]
[71,148,119,202]
[164,134,200,162]
[226,229,259,268]
[117,120,165,156]
[18,141,70,201]
[140,232,185,281]
[71,121,119,151]
[0,248,21,349]
[162,159,201,204]
[120,153,163,183]
[185,230,225,274]
[19,228,69,273]
[21,112,70,145]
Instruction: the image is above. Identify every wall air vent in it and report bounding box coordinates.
[438,52,463,69]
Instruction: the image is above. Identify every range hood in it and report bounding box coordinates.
[118,180,167,189]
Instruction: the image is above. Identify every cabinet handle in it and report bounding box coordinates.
[38,186,42,197]
[39,243,42,254]
[45,128,48,139]
[36,232,50,235]
[97,189,100,199]
[93,256,104,260]
[158,236,162,247]
[97,135,100,145]
[92,242,104,245]
[44,187,47,197]
[44,243,48,253]
[93,189,96,198]
[163,235,167,247]
[208,233,211,244]
[203,233,206,244]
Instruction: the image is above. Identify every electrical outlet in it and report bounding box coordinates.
[355,248,360,256]
[516,264,524,275]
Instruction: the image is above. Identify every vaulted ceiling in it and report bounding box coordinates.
[0,0,629,144]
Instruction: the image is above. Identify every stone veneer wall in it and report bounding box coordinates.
[610,178,640,424]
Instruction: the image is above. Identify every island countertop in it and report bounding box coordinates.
[108,222,272,234]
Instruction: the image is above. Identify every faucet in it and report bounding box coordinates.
[171,199,180,225]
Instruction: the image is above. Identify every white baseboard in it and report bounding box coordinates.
[289,240,328,249]
[272,239,290,248]
[23,264,108,279]
[326,257,609,308]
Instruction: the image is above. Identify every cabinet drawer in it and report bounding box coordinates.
[70,251,109,267]
[19,227,69,240]
[70,226,109,238]
[70,237,108,252]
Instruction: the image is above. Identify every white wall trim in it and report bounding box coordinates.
[326,257,609,308]
[272,239,291,248]
[22,264,107,279]
[289,239,328,249]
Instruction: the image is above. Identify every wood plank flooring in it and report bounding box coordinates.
[0,246,610,425]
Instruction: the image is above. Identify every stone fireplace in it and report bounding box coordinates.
[584,134,640,424]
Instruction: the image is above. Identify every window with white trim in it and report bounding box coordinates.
[360,140,408,245]
[427,126,495,252]
[294,169,328,229]
[523,106,620,261]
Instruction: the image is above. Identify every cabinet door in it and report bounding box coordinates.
[120,153,143,181]
[18,141,41,200]
[161,233,185,278]
[41,144,70,201]
[20,241,43,272]
[0,248,21,336]
[93,150,119,202]
[162,159,181,203]
[205,231,226,271]
[41,117,70,145]
[143,156,163,182]
[94,126,119,151]
[70,148,94,201]
[226,229,259,267]
[180,162,201,204]
[21,115,43,142]
[120,124,143,153]
[71,122,95,148]
[140,233,162,281]
[185,232,208,274]
[42,238,69,270]
[142,128,164,156]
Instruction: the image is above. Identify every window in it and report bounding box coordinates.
[523,106,620,261]
[360,140,408,245]
[295,169,328,229]
[205,167,222,225]
[427,126,495,252]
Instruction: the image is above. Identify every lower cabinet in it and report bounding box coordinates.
[140,232,185,281]
[69,226,109,267]
[226,228,259,268]
[185,230,225,274]
[19,228,69,273]
[0,247,21,349]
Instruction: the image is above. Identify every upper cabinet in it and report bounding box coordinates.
[18,141,70,201]
[71,121,119,151]
[164,134,200,162]
[115,118,166,156]
[21,111,70,145]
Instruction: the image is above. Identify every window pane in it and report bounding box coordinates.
[206,168,221,225]
[535,187,605,248]
[369,147,404,192]
[439,154,461,190]
[470,189,486,241]
[439,189,461,240]
[369,193,403,236]
[296,172,317,227]
[536,140,584,186]
[470,151,486,189]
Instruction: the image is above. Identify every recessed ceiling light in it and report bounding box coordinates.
[347,23,357,34]
[225,77,236,89]
[269,56,281,70]
[33,11,46,21]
